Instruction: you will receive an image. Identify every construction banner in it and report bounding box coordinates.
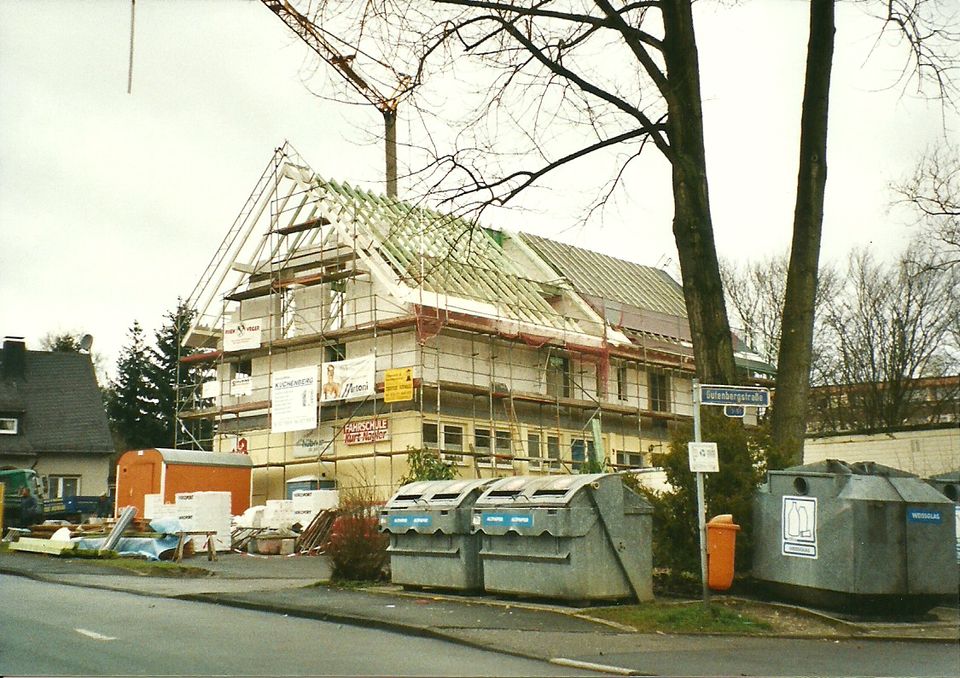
[320,355,376,403]
[384,367,413,403]
[224,320,263,352]
[271,366,318,433]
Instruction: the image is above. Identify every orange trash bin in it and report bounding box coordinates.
[707,514,740,591]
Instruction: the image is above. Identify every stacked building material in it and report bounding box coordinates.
[263,499,295,529]
[175,492,232,551]
[291,490,339,527]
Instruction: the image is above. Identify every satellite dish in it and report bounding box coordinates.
[79,334,94,352]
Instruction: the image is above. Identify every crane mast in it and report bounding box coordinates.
[261,0,402,197]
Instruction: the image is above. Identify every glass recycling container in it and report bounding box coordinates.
[380,478,495,591]
[472,474,653,602]
[753,459,958,612]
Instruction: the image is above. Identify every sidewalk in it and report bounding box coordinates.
[1,549,957,675]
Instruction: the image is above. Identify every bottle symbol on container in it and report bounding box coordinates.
[786,501,801,538]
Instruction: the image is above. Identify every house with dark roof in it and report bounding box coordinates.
[175,143,772,503]
[0,337,114,499]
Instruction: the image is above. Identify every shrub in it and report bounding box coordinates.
[398,448,456,485]
[633,411,765,579]
[324,484,389,582]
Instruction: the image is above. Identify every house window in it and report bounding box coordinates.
[441,424,464,465]
[616,364,629,401]
[328,281,346,331]
[546,435,561,469]
[616,451,644,468]
[232,359,252,378]
[46,475,80,499]
[545,355,571,398]
[527,432,541,468]
[324,343,346,363]
[443,425,464,452]
[422,422,439,448]
[0,417,18,435]
[475,428,492,466]
[495,429,512,454]
[649,371,670,412]
[570,438,596,471]
[423,422,464,463]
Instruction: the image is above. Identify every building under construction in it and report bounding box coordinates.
[177,143,769,503]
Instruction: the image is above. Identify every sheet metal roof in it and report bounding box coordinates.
[520,234,688,318]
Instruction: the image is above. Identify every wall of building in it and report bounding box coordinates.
[804,428,960,478]
[32,454,110,497]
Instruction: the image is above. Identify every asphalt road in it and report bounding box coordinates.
[0,575,587,677]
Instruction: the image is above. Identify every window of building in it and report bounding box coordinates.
[324,343,346,363]
[475,427,492,466]
[527,432,541,468]
[0,417,18,435]
[422,422,439,448]
[46,475,80,499]
[495,429,512,454]
[570,437,596,471]
[443,425,464,452]
[424,422,465,463]
[545,355,571,398]
[648,371,670,412]
[546,435,561,469]
[616,451,644,468]
[327,281,346,331]
[616,364,629,401]
[233,359,252,377]
[441,425,464,465]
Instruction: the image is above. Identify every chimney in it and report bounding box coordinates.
[2,337,26,380]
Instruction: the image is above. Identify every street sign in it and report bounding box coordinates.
[724,405,745,418]
[699,384,770,407]
[688,442,719,473]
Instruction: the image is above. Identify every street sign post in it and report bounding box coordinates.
[690,381,768,603]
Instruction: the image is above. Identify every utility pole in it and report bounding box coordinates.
[261,0,408,197]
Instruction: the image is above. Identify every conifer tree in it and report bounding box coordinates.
[106,321,163,450]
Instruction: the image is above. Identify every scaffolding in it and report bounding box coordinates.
[176,143,702,501]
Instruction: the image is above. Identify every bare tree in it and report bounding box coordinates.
[721,253,839,371]
[811,246,959,432]
[893,143,960,271]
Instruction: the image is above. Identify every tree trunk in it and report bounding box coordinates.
[771,0,835,468]
[661,1,738,385]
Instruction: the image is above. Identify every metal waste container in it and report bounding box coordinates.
[380,478,495,591]
[753,459,958,612]
[925,470,960,565]
[472,474,653,602]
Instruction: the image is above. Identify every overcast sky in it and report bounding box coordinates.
[1,0,955,380]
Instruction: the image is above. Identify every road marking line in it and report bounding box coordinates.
[75,628,117,641]
[550,657,642,675]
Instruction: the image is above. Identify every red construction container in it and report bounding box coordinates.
[115,448,252,517]
[707,513,740,591]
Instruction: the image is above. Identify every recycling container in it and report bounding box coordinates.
[706,514,740,591]
[472,474,653,602]
[379,478,495,591]
[925,470,960,565]
[753,459,958,612]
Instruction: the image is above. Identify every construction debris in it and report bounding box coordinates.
[297,509,337,554]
